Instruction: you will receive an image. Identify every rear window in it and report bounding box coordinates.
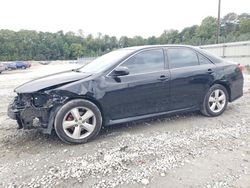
[168,48,199,69]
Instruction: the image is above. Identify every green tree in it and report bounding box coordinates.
[70,43,84,59]
[220,13,240,36]
[119,36,130,48]
[0,12,250,61]
[240,19,250,33]
[197,16,217,44]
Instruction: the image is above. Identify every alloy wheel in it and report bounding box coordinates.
[208,89,226,113]
[62,107,96,139]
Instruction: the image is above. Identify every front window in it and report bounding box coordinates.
[78,49,134,73]
[119,49,165,75]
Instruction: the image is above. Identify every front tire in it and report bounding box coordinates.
[54,99,102,144]
[201,84,228,117]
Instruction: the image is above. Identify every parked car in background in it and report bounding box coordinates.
[0,63,6,73]
[39,61,50,65]
[15,61,31,69]
[3,62,17,70]
[3,61,31,70]
[8,45,244,144]
[26,61,32,68]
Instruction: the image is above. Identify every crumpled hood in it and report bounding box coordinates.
[15,70,92,93]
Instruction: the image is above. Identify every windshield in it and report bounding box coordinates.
[78,49,134,73]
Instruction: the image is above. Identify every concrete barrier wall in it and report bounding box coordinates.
[200,41,250,66]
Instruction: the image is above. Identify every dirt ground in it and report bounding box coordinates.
[0,63,250,188]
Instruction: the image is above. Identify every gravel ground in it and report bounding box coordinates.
[0,63,250,188]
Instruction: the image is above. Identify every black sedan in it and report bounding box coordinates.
[8,45,244,144]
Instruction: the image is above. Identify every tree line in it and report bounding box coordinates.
[0,12,250,61]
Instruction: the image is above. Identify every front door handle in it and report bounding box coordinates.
[207,69,214,74]
[157,75,169,81]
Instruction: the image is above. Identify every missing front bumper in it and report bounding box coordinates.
[7,92,67,134]
[8,97,50,130]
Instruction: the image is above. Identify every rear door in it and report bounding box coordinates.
[101,48,171,120]
[166,47,216,110]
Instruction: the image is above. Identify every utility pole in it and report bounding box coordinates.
[216,0,221,44]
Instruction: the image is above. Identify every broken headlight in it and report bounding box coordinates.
[32,93,49,107]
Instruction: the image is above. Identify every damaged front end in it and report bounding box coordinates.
[8,91,67,134]
[7,69,93,134]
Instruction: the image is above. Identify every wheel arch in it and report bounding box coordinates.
[201,81,230,117]
[53,96,103,144]
[211,81,231,101]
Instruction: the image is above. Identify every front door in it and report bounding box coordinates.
[101,48,171,121]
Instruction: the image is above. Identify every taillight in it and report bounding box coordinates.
[238,64,243,72]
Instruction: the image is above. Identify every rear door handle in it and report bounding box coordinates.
[157,75,169,81]
[207,69,214,74]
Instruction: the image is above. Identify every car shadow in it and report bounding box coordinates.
[99,111,201,135]
[2,111,202,149]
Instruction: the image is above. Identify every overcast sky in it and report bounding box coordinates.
[0,0,249,38]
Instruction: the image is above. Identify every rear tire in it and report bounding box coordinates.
[201,84,228,117]
[54,99,102,144]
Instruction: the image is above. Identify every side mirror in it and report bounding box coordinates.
[113,66,129,77]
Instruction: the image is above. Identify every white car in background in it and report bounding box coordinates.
[0,62,7,73]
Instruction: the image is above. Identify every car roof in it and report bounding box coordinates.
[120,44,223,64]
[122,44,198,51]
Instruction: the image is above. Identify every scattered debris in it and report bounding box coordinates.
[141,178,149,185]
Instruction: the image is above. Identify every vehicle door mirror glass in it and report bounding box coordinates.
[113,66,129,76]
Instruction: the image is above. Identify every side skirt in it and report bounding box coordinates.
[106,106,198,126]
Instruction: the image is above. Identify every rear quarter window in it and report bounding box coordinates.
[197,53,213,65]
[198,48,224,64]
